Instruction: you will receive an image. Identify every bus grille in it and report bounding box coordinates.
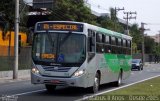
[42,66,71,72]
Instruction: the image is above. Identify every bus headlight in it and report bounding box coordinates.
[74,69,85,77]
[31,67,40,74]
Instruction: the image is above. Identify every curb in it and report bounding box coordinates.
[0,76,30,84]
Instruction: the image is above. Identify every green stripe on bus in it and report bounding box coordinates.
[104,54,132,72]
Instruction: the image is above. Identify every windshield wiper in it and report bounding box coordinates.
[47,31,55,47]
[59,31,72,46]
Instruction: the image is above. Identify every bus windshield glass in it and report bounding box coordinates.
[32,32,86,65]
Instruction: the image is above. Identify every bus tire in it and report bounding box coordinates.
[92,73,100,93]
[114,70,123,87]
[45,84,56,93]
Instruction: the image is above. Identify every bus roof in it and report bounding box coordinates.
[35,21,132,40]
[84,23,132,40]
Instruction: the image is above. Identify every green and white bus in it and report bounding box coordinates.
[31,21,132,93]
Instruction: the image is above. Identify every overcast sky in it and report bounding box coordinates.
[88,0,160,35]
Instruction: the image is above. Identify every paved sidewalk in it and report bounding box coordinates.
[0,70,30,84]
[0,75,30,84]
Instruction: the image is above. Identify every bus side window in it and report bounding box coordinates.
[88,37,95,52]
[88,30,96,62]
[88,30,95,52]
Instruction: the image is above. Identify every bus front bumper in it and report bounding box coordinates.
[31,72,87,88]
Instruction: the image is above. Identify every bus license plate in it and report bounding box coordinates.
[51,80,60,84]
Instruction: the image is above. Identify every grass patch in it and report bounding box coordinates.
[106,77,160,95]
[88,77,160,101]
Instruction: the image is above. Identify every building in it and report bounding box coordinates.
[0,30,27,56]
[149,34,160,43]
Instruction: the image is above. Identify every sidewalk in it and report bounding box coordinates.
[145,62,160,66]
[0,70,30,84]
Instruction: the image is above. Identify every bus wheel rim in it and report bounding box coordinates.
[94,76,99,92]
[118,73,122,85]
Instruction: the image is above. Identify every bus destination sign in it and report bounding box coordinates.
[36,22,84,32]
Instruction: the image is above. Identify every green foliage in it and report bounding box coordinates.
[110,8,117,21]
[144,36,156,54]
[0,0,28,40]
[96,8,124,33]
[130,24,142,53]
[130,23,159,54]
[153,44,160,55]
[19,0,29,29]
[0,0,14,39]
[49,0,97,24]
[132,42,138,53]
[130,24,142,44]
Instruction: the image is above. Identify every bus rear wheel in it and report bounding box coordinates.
[45,84,56,93]
[114,71,123,87]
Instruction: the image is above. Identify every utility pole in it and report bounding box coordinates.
[14,0,19,79]
[115,7,125,16]
[158,31,160,59]
[113,7,124,30]
[123,11,136,35]
[140,22,149,65]
[141,23,145,66]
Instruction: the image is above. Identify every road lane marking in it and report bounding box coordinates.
[76,74,160,101]
[13,89,46,96]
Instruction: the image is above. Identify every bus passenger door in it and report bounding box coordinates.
[86,30,96,87]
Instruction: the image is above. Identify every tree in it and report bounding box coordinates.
[49,0,97,24]
[0,0,28,39]
[153,43,160,55]
[130,24,142,53]
[144,36,156,54]
[0,0,28,56]
[0,0,15,40]
[96,8,124,33]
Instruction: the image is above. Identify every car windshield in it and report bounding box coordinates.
[132,59,140,63]
[32,32,86,65]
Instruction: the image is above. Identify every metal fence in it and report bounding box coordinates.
[132,53,160,63]
[0,46,32,71]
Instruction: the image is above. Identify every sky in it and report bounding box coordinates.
[24,0,160,36]
[87,0,160,36]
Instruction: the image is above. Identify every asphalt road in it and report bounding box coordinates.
[0,63,160,101]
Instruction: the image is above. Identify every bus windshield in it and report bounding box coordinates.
[32,32,86,66]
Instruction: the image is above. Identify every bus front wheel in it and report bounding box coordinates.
[92,73,100,93]
[45,84,56,93]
